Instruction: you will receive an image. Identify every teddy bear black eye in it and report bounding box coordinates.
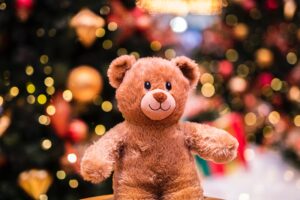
[166,82,172,90]
[144,81,151,90]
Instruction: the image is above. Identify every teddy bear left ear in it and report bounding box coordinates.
[171,56,200,88]
[108,55,136,88]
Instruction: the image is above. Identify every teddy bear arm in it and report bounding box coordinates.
[80,123,126,183]
[182,122,239,163]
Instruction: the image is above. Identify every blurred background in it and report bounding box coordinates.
[0,0,300,199]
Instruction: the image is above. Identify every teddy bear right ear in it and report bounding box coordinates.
[107,55,136,88]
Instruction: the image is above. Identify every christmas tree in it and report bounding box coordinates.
[0,0,300,199]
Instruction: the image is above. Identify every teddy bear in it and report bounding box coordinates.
[81,55,239,200]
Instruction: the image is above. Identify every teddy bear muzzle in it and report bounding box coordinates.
[140,89,176,120]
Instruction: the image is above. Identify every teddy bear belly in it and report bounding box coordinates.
[113,145,201,193]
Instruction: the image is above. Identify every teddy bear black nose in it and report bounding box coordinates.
[153,92,167,103]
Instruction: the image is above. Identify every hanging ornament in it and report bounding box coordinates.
[0,113,11,137]
[15,0,35,22]
[70,9,105,47]
[255,48,274,68]
[18,169,53,200]
[67,66,102,103]
[50,92,71,138]
[136,0,222,15]
[68,119,88,143]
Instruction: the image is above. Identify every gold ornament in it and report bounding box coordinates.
[18,169,53,200]
[70,9,105,47]
[67,66,103,103]
[255,48,274,68]
[136,0,222,15]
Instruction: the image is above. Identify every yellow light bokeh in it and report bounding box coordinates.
[46,86,56,95]
[200,73,214,84]
[27,95,36,104]
[46,105,56,116]
[130,52,140,59]
[26,83,36,94]
[226,14,238,26]
[0,96,3,106]
[40,55,49,64]
[268,111,280,125]
[25,65,34,76]
[62,90,73,102]
[67,153,77,163]
[44,66,52,75]
[39,194,48,200]
[286,52,297,65]
[44,77,54,87]
[102,39,113,50]
[10,86,19,97]
[95,28,105,38]
[117,48,128,56]
[294,115,300,127]
[101,101,113,112]
[108,22,118,31]
[38,115,51,125]
[37,94,47,105]
[41,139,52,150]
[201,83,215,98]
[288,86,300,102]
[271,78,282,91]
[226,49,239,62]
[0,2,7,10]
[69,179,79,189]
[165,49,176,59]
[95,124,106,135]
[150,41,162,51]
[244,112,257,126]
[56,170,66,180]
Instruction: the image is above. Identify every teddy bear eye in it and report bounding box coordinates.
[144,81,151,90]
[166,82,172,90]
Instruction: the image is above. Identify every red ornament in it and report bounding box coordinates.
[50,92,71,139]
[256,72,273,89]
[68,119,88,143]
[15,0,35,22]
[266,0,279,10]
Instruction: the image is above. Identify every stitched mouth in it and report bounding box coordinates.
[149,104,171,111]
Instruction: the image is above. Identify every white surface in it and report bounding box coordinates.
[203,147,300,200]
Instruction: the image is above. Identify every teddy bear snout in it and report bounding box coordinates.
[153,92,167,103]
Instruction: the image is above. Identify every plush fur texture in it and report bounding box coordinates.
[81,56,239,200]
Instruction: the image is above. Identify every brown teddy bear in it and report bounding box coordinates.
[81,55,239,200]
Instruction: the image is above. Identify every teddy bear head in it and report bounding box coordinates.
[108,55,200,126]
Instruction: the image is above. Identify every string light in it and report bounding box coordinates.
[56,170,66,180]
[268,111,280,125]
[46,105,56,116]
[44,66,52,75]
[130,52,140,59]
[99,6,110,15]
[226,49,239,62]
[26,83,36,94]
[38,115,50,125]
[0,2,7,10]
[27,95,36,104]
[165,49,176,59]
[67,153,77,163]
[10,87,19,97]
[62,90,73,102]
[25,65,34,76]
[69,179,79,189]
[39,194,48,200]
[37,94,47,105]
[117,48,128,56]
[41,139,52,150]
[46,86,55,95]
[44,77,54,87]
[40,55,49,64]
[150,41,162,51]
[108,22,118,31]
[294,115,300,127]
[170,17,188,33]
[101,101,113,112]
[102,40,113,50]
[201,83,215,97]
[286,52,297,65]
[95,28,105,38]
[95,124,106,135]
[0,96,3,106]
[244,112,257,126]
[200,73,214,84]
[271,78,282,91]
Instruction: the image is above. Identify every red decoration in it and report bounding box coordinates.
[68,119,88,143]
[266,0,279,10]
[50,92,71,138]
[15,0,35,22]
[256,72,273,89]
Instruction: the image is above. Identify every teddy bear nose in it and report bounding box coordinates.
[153,92,167,103]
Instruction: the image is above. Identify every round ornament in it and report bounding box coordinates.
[67,66,102,103]
[69,119,88,143]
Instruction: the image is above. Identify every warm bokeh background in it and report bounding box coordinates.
[0,0,300,199]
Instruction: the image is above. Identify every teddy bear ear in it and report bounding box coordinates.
[107,55,136,88]
[171,56,200,88]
